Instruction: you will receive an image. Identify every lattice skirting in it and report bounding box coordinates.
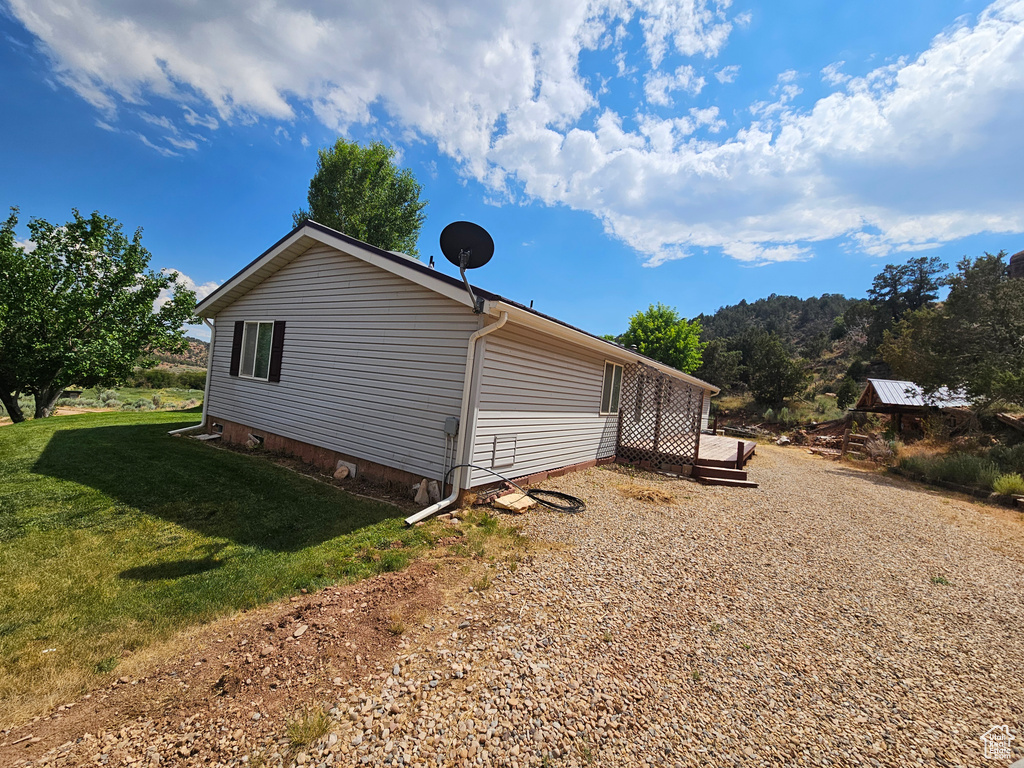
[616,364,704,468]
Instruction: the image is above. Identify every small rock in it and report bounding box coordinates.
[294,625,308,638]
[414,480,431,506]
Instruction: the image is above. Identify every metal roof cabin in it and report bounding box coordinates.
[855,378,972,433]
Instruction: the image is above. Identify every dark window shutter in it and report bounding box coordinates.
[229,321,244,377]
[268,321,286,382]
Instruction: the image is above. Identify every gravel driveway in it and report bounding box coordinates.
[12,447,1023,767]
[323,446,1023,767]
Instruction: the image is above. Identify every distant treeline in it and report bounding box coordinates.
[129,368,207,390]
[697,293,856,355]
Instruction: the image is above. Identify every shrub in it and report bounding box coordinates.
[941,454,1000,488]
[898,452,1000,489]
[763,408,775,423]
[989,443,1024,475]
[865,437,896,464]
[178,370,207,390]
[131,368,178,389]
[99,389,119,402]
[104,400,122,409]
[777,406,793,426]
[993,473,1024,495]
[151,394,162,407]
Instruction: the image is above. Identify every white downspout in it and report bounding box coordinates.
[168,318,216,435]
[405,310,508,525]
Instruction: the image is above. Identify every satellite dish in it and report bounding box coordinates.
[439,221,494,313]
[440,221,494,270]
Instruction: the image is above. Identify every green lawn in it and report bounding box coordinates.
[0,410,443,725]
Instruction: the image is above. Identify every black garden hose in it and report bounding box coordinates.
[443,463,586,514]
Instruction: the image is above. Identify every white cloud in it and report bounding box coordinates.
[10,0,1024,265]
[182,107,218,130]
[135,133,180,157]
[166,136,198,151]
[300,133,310,148]
[821,61,849,86]
[644,65,706,106]
[714,64,740,83]
[140,112,176,132]
[156,269,220,311]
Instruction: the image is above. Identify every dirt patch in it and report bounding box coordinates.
[0,561,447,764]
[209,440,419,512]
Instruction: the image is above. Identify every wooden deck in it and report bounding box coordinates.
[696,434,757,468]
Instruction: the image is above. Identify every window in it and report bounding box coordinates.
[600,362,623,414]
[229,320,286,382]
[239,321,274,379]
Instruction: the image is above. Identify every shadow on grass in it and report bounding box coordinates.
[119,543,228,580]
[119,557,226,580]
[32,419,401,553]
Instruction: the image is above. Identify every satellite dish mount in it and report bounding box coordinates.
[440,221,494,314]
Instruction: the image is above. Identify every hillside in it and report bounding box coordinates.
[149,337,209,368]
[697,293,855,354]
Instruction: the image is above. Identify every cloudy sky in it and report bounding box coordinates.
[2,0,1022,339]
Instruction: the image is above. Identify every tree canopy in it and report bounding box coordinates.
[0,209,196,421]
[294,139,427,256]
[881,252,1024,406]
[747,331,806,407]
[619,303,704,373]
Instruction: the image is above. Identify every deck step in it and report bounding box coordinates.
[695,476,759,488]
[693,465,748,481]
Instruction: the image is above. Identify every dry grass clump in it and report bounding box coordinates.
[386,610,407,636]
[286,705,331,747]
[617,484,676,505]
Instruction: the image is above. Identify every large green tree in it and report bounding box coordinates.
[866,255,947,347]
[620,303,704,373]
[0,209,196,421]
[294,139,427,256]
[881,252,1024,406]
[693,337,741,390]
[747,332,806,407]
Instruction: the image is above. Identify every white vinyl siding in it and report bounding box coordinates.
[240,321,273,380]
[206,243,480,480]
[469,325,624,486]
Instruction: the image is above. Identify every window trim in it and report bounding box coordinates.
[239,320,275,381]
[600,361,623,415]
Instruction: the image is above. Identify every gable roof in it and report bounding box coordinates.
[196,220,719,394]
[856,378,972,410]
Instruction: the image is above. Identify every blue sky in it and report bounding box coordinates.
[2,0,1023,341]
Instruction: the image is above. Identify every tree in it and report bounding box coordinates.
[0,209,196,421]
[881,252,1024,405]
[747,332,806,407]
[294,139,427,256]
[619,303,704,373]
[694,338,741,390]
[836,377,860,410]
[866,255,947,348]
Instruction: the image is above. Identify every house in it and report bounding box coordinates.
[187,220,718,509]
[854,378,972,434]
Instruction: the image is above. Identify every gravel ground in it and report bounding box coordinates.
[11,446,1024,767]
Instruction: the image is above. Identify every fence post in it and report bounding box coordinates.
[841,428,851,458]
